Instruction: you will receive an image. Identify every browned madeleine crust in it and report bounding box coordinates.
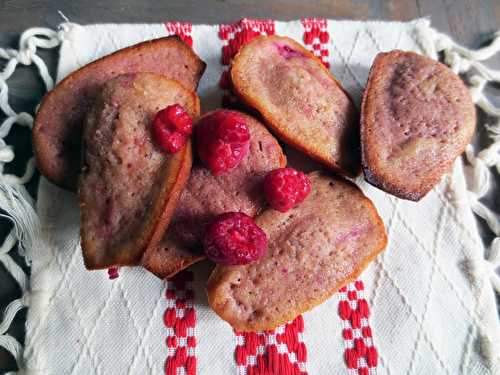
[80,73,198,269]
[142,110,286,279]
[231,35,360,178]
[207,172,387,331]
[361,50,476,201]
[34,36,206,191]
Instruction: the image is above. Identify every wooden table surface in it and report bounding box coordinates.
[0,0,499,373]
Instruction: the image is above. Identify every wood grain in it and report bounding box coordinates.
[0,0,499,373]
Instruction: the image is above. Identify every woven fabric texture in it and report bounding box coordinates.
[16,19,500,375]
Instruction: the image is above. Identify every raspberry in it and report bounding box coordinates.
[152,104,192,153]
[203,212,267,265]
[107,267,119,280]
[264,168,311,212]
[195,110,250,175]
[164,104,193,135]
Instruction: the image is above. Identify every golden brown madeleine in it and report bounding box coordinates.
[231,35,360,177]
[142,110,286,279]
[34,36,206,190]
[80,73,198,269]
[207,172,387,331]
[361,50,476,201]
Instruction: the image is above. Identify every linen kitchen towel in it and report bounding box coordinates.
[0,18,499,375]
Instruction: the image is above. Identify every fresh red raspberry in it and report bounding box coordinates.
[152,104,192,153]
[164,104,193,135]
[264,168,311,212]
[203,212,267,265]
[195,110,250,175]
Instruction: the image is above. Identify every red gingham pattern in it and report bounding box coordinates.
[165,21,193,47]
[301,18,330,68]
[164,271,197,375]
[218,19,275,107]
[234,316,308,375]
[338,281,378,375]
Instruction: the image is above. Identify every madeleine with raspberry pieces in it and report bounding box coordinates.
[142,110,286,279]
[80,73,198,270]
[34,35,206,190]
[231,35,360,177]
[208,172,387,331]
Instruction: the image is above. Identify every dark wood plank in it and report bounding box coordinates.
[379,0,421,20]
[0,1,498,373]
[418,0,498,44]
[0,0,374,32]
[419,0,500,246]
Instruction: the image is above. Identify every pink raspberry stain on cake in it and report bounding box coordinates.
[152,104,193,154]
[195,110,250,175]
[203,212,267,266]
[234,315,308,375]
[218,19,275,107]
[164,271,197,375]
[275,43,306,59]
[335,223,372,245]
[264,168,311,212]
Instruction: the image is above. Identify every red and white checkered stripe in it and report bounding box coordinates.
[301,18,330,68]
[165,21,193,47]
[218,19,275,107]
[235,316,308,375]
[338,281,378,375]
[164,271,197,375]
[218,19,275,64]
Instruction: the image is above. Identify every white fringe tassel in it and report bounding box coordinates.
[0,175,39,262]
[0,26,64,373]
[0,21,498,373]
[417,24,500,364]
